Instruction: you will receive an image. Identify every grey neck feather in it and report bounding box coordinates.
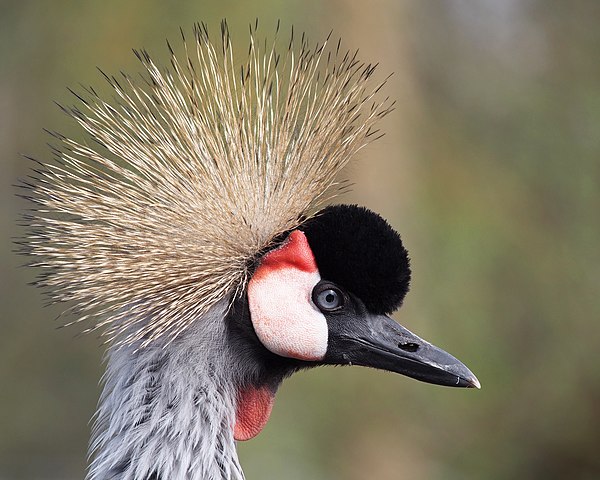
[87,298,245,480]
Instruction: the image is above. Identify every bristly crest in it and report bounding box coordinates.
[20,20,394,347]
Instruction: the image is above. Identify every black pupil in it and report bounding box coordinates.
[325,292,336,304]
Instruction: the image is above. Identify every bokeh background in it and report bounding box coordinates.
[1,1,599,479]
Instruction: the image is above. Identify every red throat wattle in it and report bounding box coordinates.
[234,385,275,441]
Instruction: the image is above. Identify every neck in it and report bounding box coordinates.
[87,300,245,480]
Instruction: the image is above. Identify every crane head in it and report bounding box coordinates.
[229,204,480,441]
[20,23,480,458]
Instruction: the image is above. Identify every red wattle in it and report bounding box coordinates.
[234,385,275,441]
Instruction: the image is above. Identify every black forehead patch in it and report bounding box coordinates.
[300,204,411,315]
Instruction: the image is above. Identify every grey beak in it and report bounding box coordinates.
[327,313,481,389]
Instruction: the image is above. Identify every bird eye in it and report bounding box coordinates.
[313,284,344,312]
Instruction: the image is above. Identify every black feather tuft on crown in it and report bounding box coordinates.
[301,204,411,315]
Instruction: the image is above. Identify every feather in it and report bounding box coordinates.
[20,21,393,347]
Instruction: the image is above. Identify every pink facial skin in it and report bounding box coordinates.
[247,230,328,362]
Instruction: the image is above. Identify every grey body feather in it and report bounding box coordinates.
[88,298,244,480]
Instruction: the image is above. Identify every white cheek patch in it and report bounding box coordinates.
[247,230,328,361]
[248,268,327,361]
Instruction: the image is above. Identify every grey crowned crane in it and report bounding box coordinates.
[21,21,480,480]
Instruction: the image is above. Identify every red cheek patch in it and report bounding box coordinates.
[253,230,318,279]
[234,385,275,441]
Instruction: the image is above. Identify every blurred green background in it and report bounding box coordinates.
[1,1,599,479]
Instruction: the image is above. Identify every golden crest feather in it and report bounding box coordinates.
[22,21,393,346]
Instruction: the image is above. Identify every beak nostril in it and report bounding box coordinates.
[398,342,419,353]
